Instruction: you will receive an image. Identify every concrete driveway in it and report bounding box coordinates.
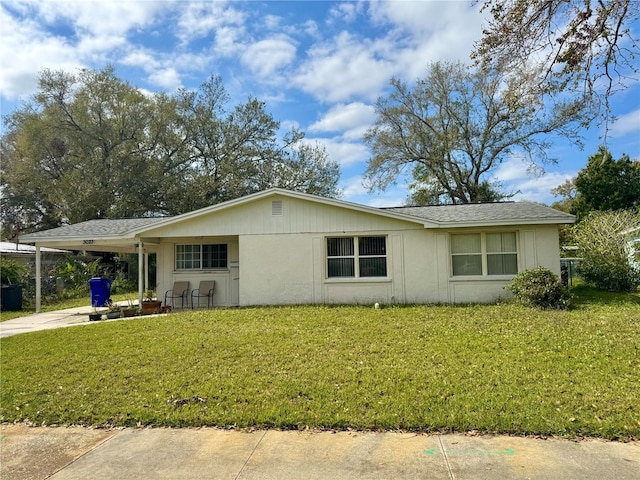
[0,302,155,338]
[1,305,98,338]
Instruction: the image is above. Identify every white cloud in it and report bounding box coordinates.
[367,1,485,80]
[340,176,406,207]
[510,172,577,203]
[341,175,368,198]
[0,1,168,100]
[610,108,640,137]
[241,37,297,77]
[264,14,282,30]
[148,67,182,91]
[294,32,394,102]
[0,10,84,99]
[328,2,363,24]
[175,1,245,44]
[36,0,163,37]
[315,137,370,167]
[308,102,375,136]
[369,1,482,40]
[211,25,247,57]
[493,155,577,204]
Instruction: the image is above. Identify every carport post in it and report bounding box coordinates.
[138,242,144,308]
[35,245,41,313]
[144,252,149,292]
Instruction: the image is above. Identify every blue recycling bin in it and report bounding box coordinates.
[89,277,112,307]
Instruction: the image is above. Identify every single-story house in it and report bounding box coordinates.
[0,241,69,267]
[20,188,575,311]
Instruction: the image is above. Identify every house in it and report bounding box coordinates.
[0,241,69,267]
[19,188,575,311]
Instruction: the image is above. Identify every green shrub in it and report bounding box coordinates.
[506,267,570,309]
[571,210,640,293]
[0,258,28,285]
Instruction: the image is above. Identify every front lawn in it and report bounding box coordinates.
[1,287,638,440]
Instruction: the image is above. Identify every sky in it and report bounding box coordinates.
[1,0,639,208]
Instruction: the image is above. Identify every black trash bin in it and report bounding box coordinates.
[1,284,23,311]
[89,277,112,307]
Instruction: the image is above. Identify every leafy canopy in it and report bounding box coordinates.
[474,0,640,126]
[0,67,340,238]
[363,61,587,205]
[551,147,640,219]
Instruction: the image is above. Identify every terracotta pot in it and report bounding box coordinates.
[141,300,162,315]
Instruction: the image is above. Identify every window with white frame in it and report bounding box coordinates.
[451,232,517,276]
[176,244,228,270]
[327,236,387,278]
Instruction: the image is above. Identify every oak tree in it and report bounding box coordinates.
[474,0,640,124]
[1,67,340,237]
[363,61,586,204]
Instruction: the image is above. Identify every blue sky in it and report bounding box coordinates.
[1,0,639,207]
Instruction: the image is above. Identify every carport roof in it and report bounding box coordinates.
[21,218,169,241]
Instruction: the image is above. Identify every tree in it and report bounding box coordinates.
[572,147,640,219]
[571,209,640,292]
[550,178,578,213]
[1,67,171,231]
[1,67,340,237]
[474,0,640,124]
[363,61,586,204]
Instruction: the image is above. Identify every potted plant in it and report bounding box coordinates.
[122,299,138,317]
[141,290,162,315]
[105,299,122,319]
[88,304,103,321]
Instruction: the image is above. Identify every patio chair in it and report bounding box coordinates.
[164,281,190,309]
[191,280,216,309]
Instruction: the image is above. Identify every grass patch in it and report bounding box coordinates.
[1,287,638,440]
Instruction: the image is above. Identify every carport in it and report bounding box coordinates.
[20,218,168,312]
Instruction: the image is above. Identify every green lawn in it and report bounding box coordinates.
[1,286,638,440]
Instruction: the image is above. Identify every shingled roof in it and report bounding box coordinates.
[20,191,575,246]
[21,217,169,240]
[384,201,575,226]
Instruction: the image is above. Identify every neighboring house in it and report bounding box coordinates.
[20,188,575,310]
[0,241,69,267]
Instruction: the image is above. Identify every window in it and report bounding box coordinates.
[451,233,517,276]
[486,233,517,275]
[176,244,227,270]
[327,236,387,278]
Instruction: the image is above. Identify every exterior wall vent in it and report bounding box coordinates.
[272,200,283,216]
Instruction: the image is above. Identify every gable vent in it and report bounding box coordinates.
[272,200,283,216]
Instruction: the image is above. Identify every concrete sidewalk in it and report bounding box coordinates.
[1,424,638,480]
